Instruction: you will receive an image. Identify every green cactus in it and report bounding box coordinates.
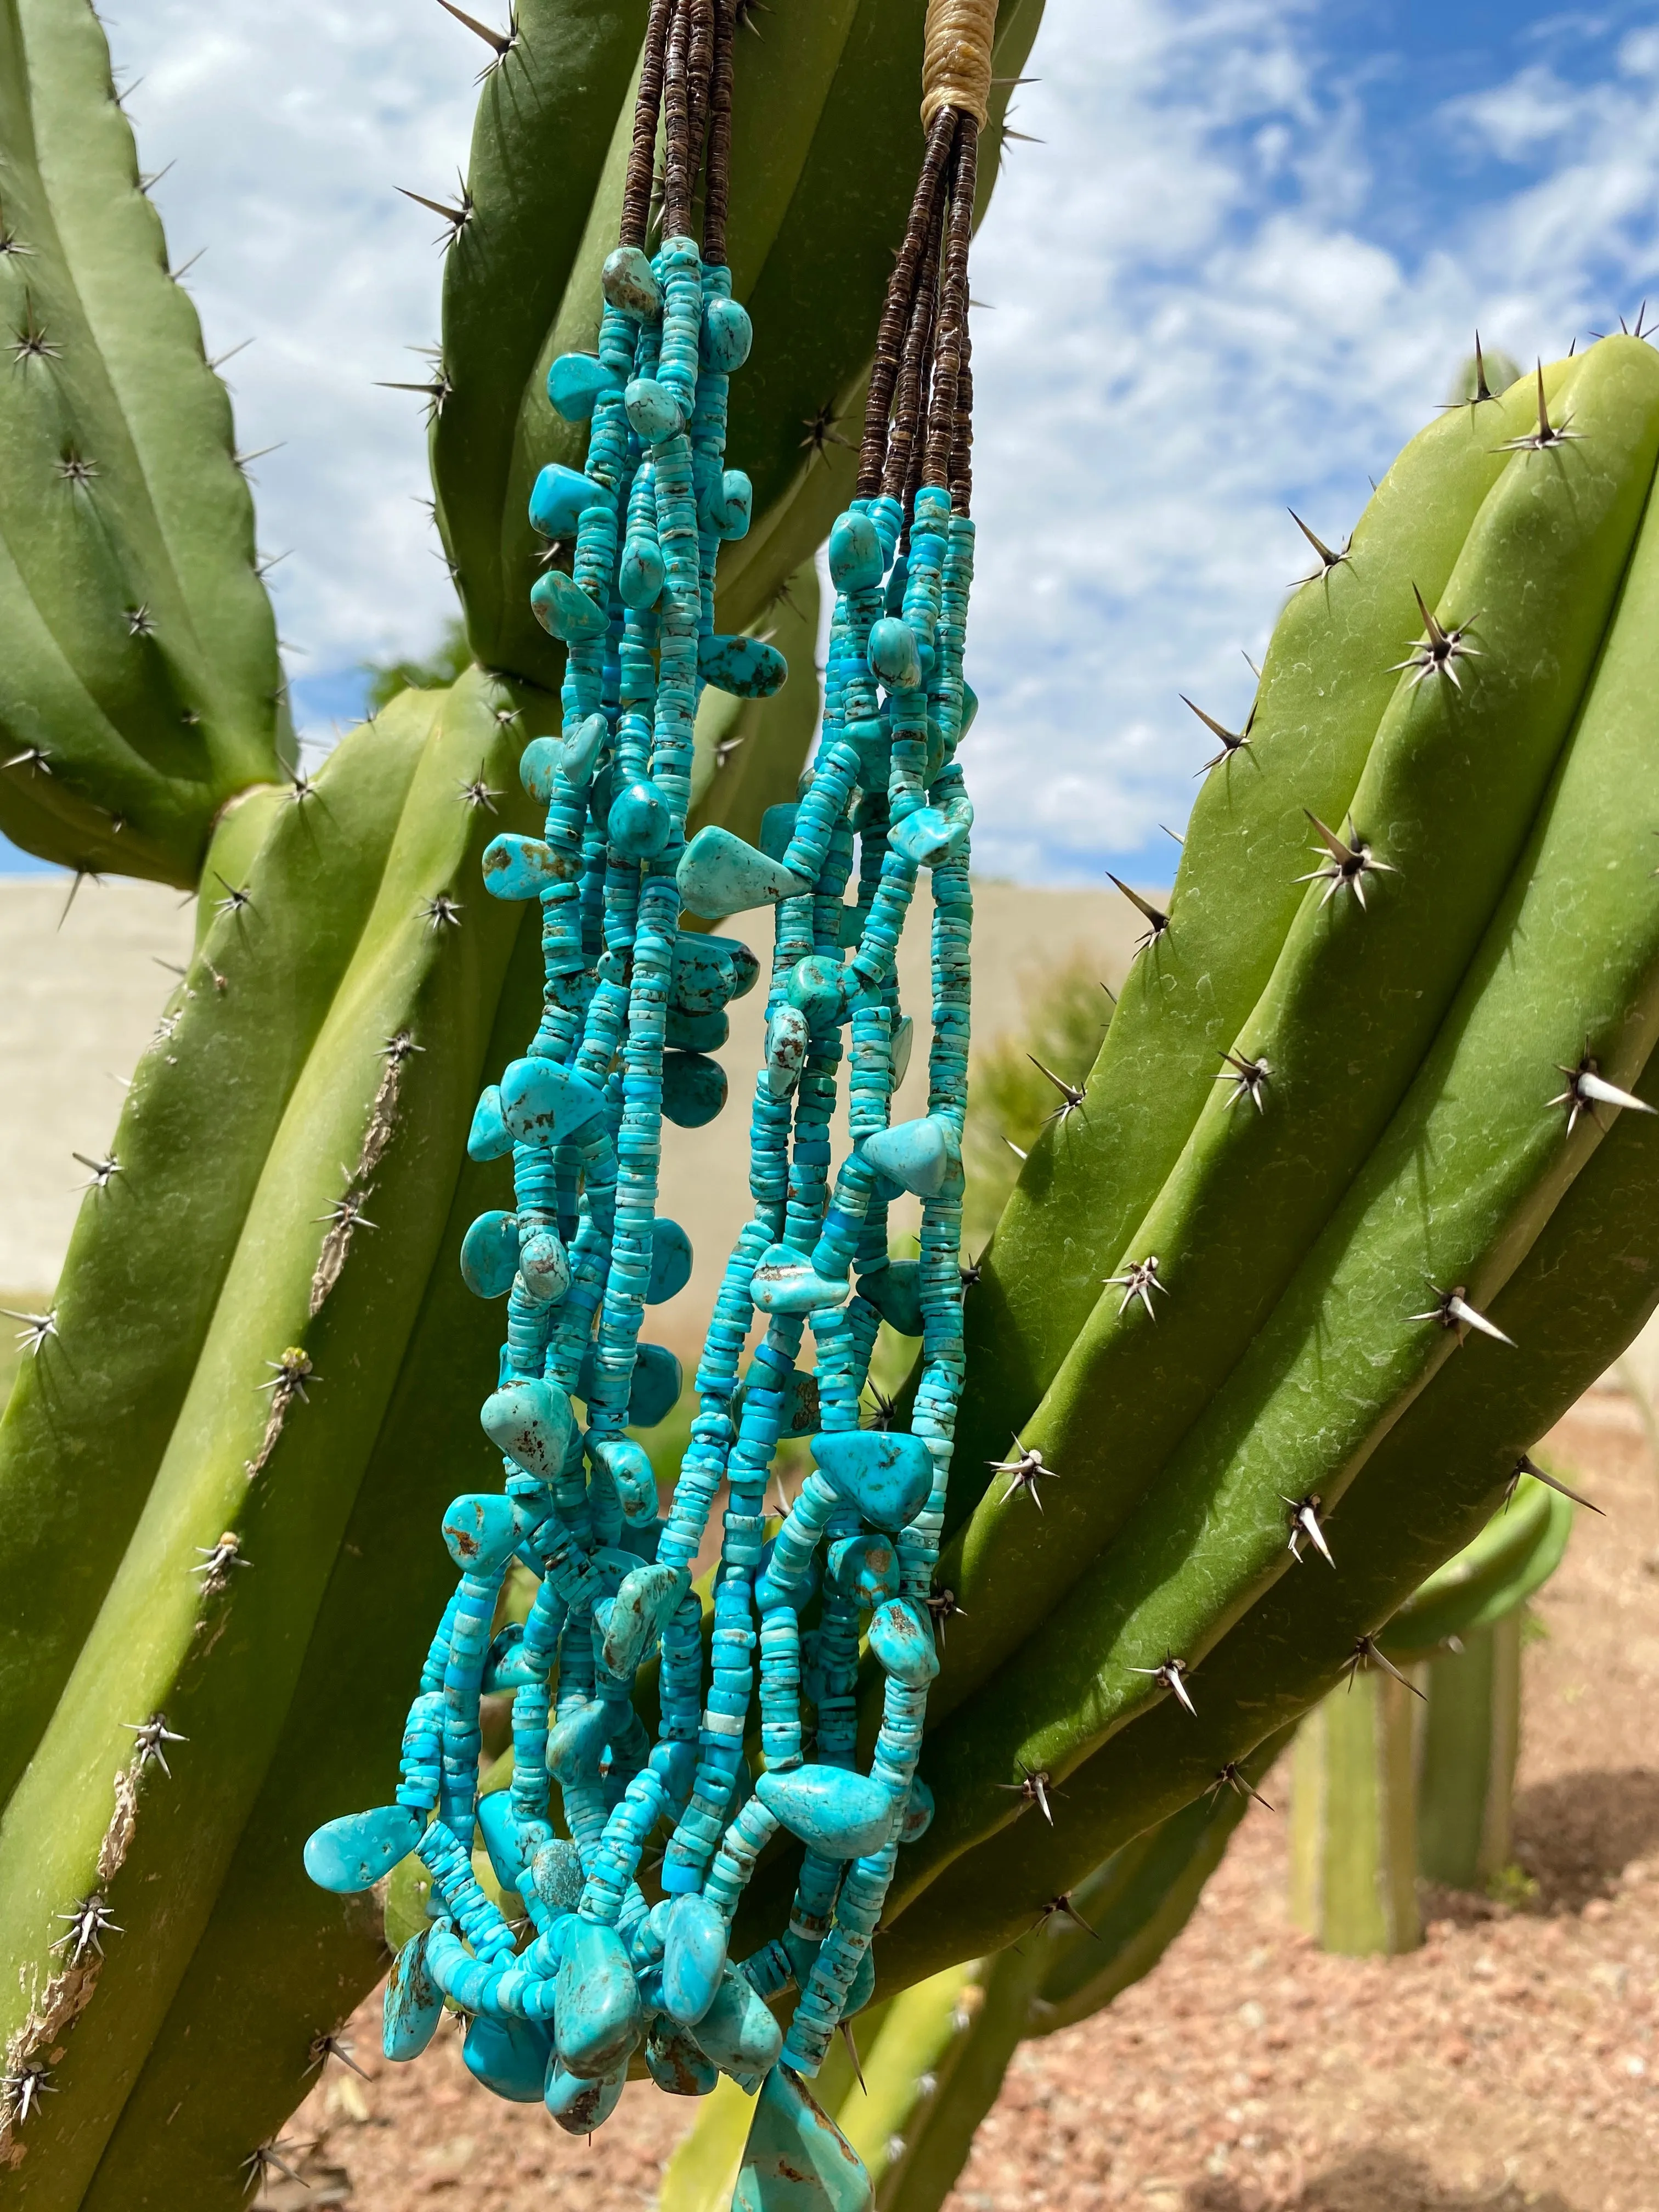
[1289,1474,1572,1950]
[8,0,1659,2199]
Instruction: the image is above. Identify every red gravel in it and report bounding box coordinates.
[263,1389,1659,2211]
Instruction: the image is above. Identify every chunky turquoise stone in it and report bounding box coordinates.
[517,1224,572,1306]
[530,568,609,643]
[482,832,582,900]
[662,1891,727,2025]
[689,1966,784,2089]
[528,461,610,540]
[466,1086,513,1163]
[458,1212,517,1291]
[646,2019,719,2097]
[601,242,660,319]
[303,1804,424,1895]
[699,632,788,699]
[811,1429,933,1531]
[647,1217,693,1304]
[868,1596,939,1687]
[867,615,921,689]
[671,928,759,1011]
[765,1004,810,1097]
[463,2013,552,2103]
[706,466,753,540]
[482,1622,539,1692]
[759,802,799,861]
[624,376,685,442]
[666,1006,728,1052]
[861,1115,958,1198]
[828,510,884,594]
[591,1436,659,1526]
[522,713,607,799]
[752,1244,849,1316]
[630,1341,684,1427]
[548,1697,613,1786]
[677,825,809,917]
[960,679,980,733]
[900,1775,935,1843]
[827,1533,900,1607]
[608,777,674,859]
[618,533,666,610]
[856,1258,922,1337]
[442,1491,521,1575]
[701,294,753,372]
[480,1377,575,1481]
[754,1765,896,1859]
[887,804,969,871]
[786,953,847,1029]
[891,1014,915,1085]
[546,351,613,422]
[555,1917,641,2078]
[382,1929,444,2062]
[661,1049,728,1128]
[546,2057,629,2134]
[531,1836,586,1914]
[602,1561,690,1676]
[843,715,890,791]
[500,1056,606,1143]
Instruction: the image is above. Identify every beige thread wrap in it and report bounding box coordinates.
[921,0,997,128]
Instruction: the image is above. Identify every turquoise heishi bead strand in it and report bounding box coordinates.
[307,224,979,2133]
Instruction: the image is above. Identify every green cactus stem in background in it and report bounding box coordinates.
[1289,1663,1423,1957]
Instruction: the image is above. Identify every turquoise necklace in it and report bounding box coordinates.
[306,0,986,2190]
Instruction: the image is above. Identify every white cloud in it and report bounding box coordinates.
[67,0,1659,883]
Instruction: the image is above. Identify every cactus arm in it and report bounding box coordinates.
[17,0,285,784]
[1379,1477,1568,1659]
[950,360,1581,1512]
[0,672,539,2200]
[0,694,437,1809]
[1289,1666,1421,1955]
[863,1042,1659,1985]
[0,0,284,882]
[1414,1609,1524,1891]
[74,918,548,2209]
[687,556,820,849]
[918,340,1659,1734]
[434,0,650,673]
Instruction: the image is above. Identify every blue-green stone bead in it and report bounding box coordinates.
[466,1086,513,1162]
[699,295,752,372]
[531,568,610,643]
[646,2020,719,2097]
[460,1210,518,1299]
[662,1891,727,2025]
[462,2013,552,2103]
[624,376,686,442]
[546,2056,629,2133]
[303,1804,424,1895]
[828,511,883,594]
[555,1917,642,2078]
[618,533,667,610]
[482,832,582,900]
[861,1115,957,1198]
[647,1217,693,1303]
[856,1259,922,1336]
[706,467,752,540]
[867,616,921,689]
[382,1929,444,2062]
[601,244,660,320]
[752,1765,894,1859]
[608,777,674,859]
[665,1006,728,1052]
[810,1429,933,1531]
[698,633,788,699]
[479,1378,574,1481]
[516,1226,572,1307]
[499,1057,606,1143]
[676,825,810,917]
[546,351,614,422]
[529,462,612,539]
[661,1050,728,1128]
[867,1596,938,1687]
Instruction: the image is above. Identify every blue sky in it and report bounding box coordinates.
[6,0,1658,881]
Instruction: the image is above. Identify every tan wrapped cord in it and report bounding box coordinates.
[921,0,998,129]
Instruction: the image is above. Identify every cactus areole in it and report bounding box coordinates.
[300,1,991,2198]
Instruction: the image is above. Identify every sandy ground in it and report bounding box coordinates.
[254,1387,1659,2212]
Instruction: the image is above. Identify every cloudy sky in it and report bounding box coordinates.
[5,0,1658,881]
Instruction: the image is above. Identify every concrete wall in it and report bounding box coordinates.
[0,877,1146,1345]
